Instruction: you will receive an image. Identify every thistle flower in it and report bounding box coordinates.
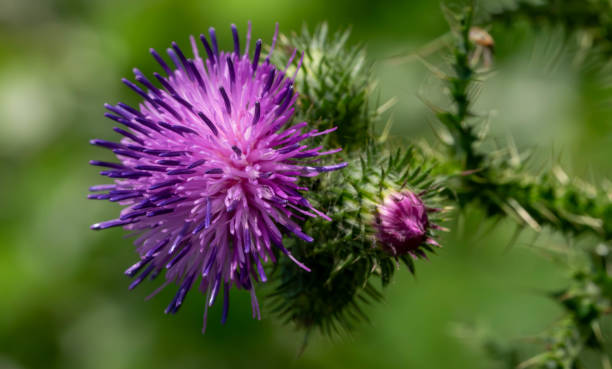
[88,22,346,330]
[375,190,441,258]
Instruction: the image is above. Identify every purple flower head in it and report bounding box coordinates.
[375,190,440,258]
[89,22,346,331]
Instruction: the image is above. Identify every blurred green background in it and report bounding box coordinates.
[0,0,610,368]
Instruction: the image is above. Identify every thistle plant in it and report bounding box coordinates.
[423,4,612,368]
[86,2,612,366]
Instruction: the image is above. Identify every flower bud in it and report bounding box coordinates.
[376,190,440,258]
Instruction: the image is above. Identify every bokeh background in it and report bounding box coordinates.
[1,0,610,368]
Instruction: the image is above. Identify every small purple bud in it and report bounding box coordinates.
[376,191,438,257]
